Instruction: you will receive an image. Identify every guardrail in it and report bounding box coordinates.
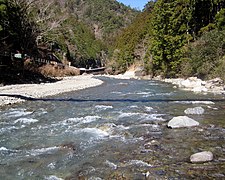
[0,52,63,67]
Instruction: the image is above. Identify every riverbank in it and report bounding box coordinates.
[104,69,225,94]
[162,77,225,94]
[1,72,224,107]
[0,75,103,107]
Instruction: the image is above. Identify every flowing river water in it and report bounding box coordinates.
[0,77,225,179]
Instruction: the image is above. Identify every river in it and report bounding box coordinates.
[0,77,225,179]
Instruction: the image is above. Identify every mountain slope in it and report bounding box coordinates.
[30,0,138,67]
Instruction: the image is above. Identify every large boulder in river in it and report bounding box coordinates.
[167,116,199,128]
[190,151,213,163]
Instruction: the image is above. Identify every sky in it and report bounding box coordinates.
[117,0,149,10]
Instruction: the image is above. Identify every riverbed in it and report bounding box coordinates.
[0,77,225,179]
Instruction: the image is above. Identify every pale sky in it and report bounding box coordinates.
[117,0,149,10]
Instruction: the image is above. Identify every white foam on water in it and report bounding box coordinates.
[47,162,56,169]
[0,147,19,153]
[65,116,101,124]
[97,123,117,133]
[118,112,141,118]
[145,106,154,112]
[129,105,138,108]
[172,101,215,105]
[127,160,152,167]
[88,177,103,180]
[37,109,48,115]
[4,109,33,118]
[142,94,154,97]
[81,128,109,137]
[0,126,19,134]
[158,92,174,96]
[136,92,151,95]
[0,147,8,151]
[207,106,218,110]
[95,105,113,110]
[29,146,59,156]
[105,160,117,169]
[192,101,215,105]
[118,112,165,121]
[14,118,38,124]
[143,92,174,97]
[116,124,130,130]
[111,91,122,94]
[45,175,63,180]
[131,124,160,129]
[142,114,165,121]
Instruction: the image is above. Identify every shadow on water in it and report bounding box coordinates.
[1,94,225,103]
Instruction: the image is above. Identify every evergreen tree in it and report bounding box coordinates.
[149,0,225,77]
[112,10,152,72]
[216,8,225,30]
[0,0,38,53]
[150,0,191,77]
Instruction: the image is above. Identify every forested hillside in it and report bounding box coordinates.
[111,0,225,80]
[31,0,138,62]
[0,0,138,67]
[110,1,154,73]
[1,0,225,82]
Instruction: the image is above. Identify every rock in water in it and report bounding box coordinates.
[190,151,213,163]
[184,107,205,115]
[167,116,199,128]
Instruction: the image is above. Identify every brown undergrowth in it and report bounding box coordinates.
[38,64,80,77]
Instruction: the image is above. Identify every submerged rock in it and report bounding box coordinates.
[167,116,199,128]
[59,143,76,151]
[190,151,213,163]
[184,107,205,115]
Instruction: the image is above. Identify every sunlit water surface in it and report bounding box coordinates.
[0,77,225,179]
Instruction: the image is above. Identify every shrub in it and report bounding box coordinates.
[39,64,80,77]
[183,29,225,79]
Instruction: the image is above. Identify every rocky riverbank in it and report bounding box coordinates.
[105,68,225,94]
[162,77,225,94]
[0,75,103,107]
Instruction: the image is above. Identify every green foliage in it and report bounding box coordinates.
[0,0,38,53]
[181,29,225,79]
[150,0,190,77]
[30,0,138,67]
[112,10,153,72]
[63,0,138,41]
[148,0,225,77]
[0,0,6,32]
[216,8,225,30]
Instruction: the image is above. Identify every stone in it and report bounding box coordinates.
[192,86,208,92]
[144,140,160,149]
[167,116,199,128]
[190,151,213,163]
[180,77,203,89]
[184,107,205,115]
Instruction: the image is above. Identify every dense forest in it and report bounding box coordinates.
[113,0,225,80]
[1,0,225,82]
